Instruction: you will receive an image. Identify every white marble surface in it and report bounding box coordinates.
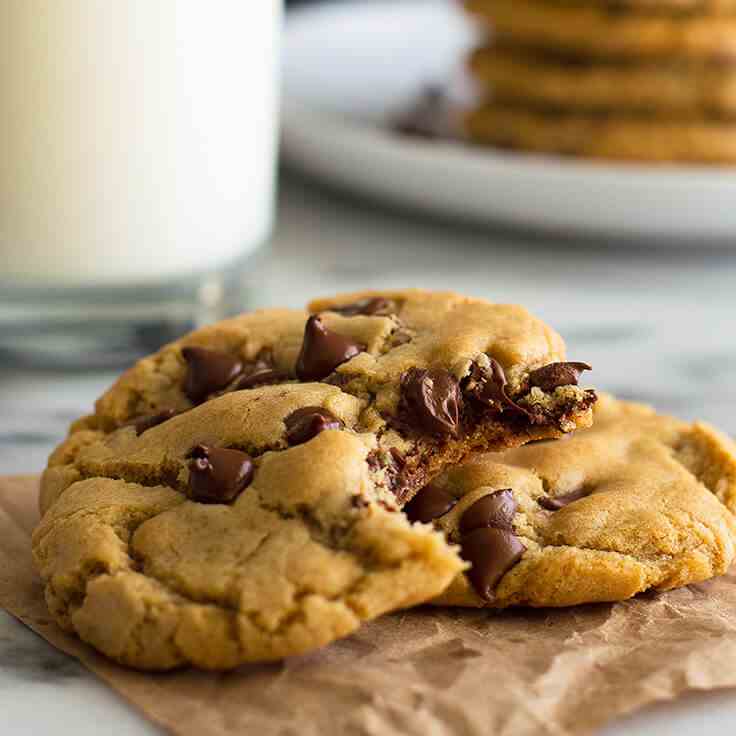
[2,173,736,734]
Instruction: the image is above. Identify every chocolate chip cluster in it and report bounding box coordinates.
[405,487,526,601]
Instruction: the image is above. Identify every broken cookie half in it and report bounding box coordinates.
[408,394,736,608]
[33,386,466,670]
[34,289,595,670]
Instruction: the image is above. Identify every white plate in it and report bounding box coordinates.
[282,0,736,242]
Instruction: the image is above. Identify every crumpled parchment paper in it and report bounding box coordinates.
[2,475,736,736]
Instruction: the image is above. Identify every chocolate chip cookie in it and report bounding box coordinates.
[406,394,736,608]
[467,0,736,62]
[34,290,595,669]
[471,44,736,116]
[466,102,736,162]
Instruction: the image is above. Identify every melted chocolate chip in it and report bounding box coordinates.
[284,406,343,446]
[460,528,526,601]
[367,448,408,497]
[467,358,531,417]
[233,368,290,391]
[528,362,592,392]
[187,445,254,503]
[133,409,177,436]
[329,297,396,317]
[295,316,365,381]
[459,489,517,535]
[454,487,525,599]
[400,367,462,437]
[387,448,409,496]
[182,347,243,403]
[404,483,457,524]
[538,487,591,511]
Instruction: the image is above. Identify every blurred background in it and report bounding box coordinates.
[0,0,734,468]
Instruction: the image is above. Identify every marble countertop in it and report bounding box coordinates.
[2,173,736,734]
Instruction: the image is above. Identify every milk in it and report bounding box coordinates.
[0,0,281,286]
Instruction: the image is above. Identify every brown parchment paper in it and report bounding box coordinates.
[3,475,736,736]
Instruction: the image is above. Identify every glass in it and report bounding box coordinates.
[0,0,282,367]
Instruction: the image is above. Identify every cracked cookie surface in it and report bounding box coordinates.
[411,394,736,608]
[34,289,594,669]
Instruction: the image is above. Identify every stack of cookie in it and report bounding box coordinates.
[463,0,736,162]
[32,289,736,671]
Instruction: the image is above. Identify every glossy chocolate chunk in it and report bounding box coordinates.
[329,297,396,317]
[284,406,343,446]
[538,487,591,511]
[460,528,526,601]
[233,367,290,391]
[133,409,177,436]
[404,483,457,524]
[187,445,254,503]
[401,367,462,437]
[469,358,530,417]
[181,347,243,403]
[459,489,517,535]
[295,316,365,381]
[528,362,592,392]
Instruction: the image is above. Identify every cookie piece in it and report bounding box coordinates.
[33,385,466,670]
[44,289,595,512]
[470,43,736,116]
[35,290,595,669]
[466,102,736,162]
[410,394,736,608]
[466,0,736,62]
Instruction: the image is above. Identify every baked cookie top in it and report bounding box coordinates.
[34,289,594,670]
[405,394,736,608]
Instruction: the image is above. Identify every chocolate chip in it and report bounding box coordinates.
[528,362,592,392]
[455,487,524,599]
[404,483,457,523]
[460,528,526,601]
[285,406,343,446]
[538,487,591,511]
[459,489,517,535]
[182,347,243,403]
[295,316,365,381]
[367,448,408,497]
[400,367,462,437]
[133,409,177,436]
[468,358,530,417]
[233,368,290,391]
[329,297,396,317]
[187,445,254,503]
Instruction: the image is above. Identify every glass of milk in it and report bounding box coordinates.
[0,0,282,366]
